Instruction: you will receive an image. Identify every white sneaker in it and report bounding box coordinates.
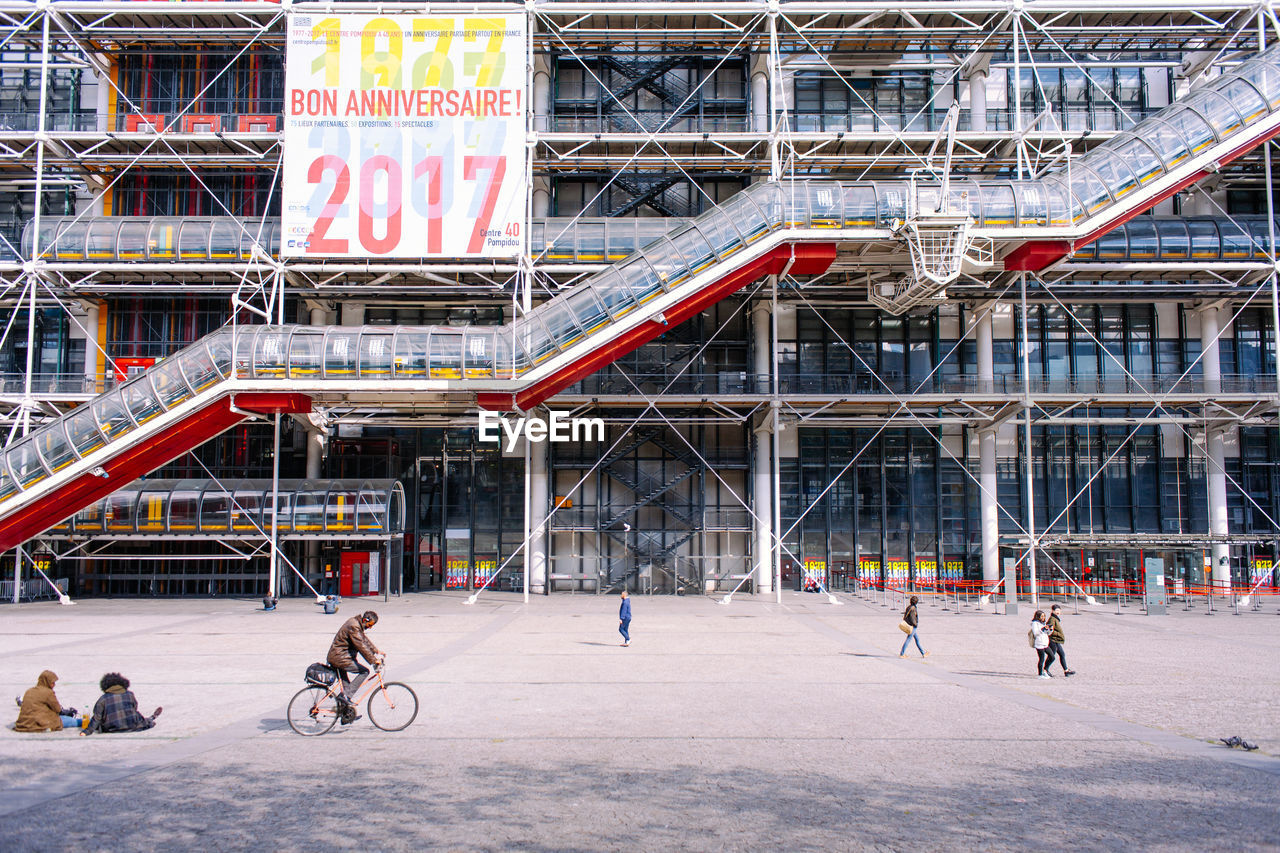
[1038,673,1050,679]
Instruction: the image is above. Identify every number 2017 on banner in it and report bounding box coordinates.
[307,152,506,255]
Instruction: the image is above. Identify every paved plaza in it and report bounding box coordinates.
[0,589,1278,851]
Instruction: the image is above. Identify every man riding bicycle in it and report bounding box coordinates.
[327,610,383,725]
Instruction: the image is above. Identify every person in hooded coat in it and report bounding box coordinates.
[14,670,77,732]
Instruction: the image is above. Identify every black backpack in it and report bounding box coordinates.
[305,662,337,686]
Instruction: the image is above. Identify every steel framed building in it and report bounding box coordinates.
[1,0,1279,604]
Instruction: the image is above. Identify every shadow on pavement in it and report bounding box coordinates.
[0,751,1273,851]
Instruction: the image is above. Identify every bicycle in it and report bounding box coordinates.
[287,660,419,736]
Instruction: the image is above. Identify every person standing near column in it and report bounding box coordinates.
[1047,604,1075,676]
[618,590,632,647]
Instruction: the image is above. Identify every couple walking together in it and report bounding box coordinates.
[1030,604,1076,678]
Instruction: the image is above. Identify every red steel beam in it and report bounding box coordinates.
[476,242,837,412]
[1005,119,1280,273]
[0,392,312,552]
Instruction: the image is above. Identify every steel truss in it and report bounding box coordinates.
[2,1,1279,600]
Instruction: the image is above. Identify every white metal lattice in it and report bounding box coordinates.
[869,183,976,314]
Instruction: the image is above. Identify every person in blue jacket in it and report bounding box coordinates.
[618,590,632,646]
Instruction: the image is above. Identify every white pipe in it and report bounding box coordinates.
[969,69,988,134]
[1020,273,1038,608]
[752,300,773,593]
[268,413,281,600]
[529,436,549,595]
[976,307,999,583]
[83,303,100,387]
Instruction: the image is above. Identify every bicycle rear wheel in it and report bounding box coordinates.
[288,686,339,736]
[366,681,419,731]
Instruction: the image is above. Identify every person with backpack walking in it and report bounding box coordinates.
[1030,610,1055,678]
[899,595,929,658]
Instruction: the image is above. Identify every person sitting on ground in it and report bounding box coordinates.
[326,610,383,725]
[14,670,78,732]
[81,673,161,736]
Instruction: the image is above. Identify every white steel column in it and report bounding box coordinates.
[304,303,326,589]
[267,415,282,599]
[533,51,550,134]
[1206,424,1231,587]
[305,430,323,480]
[976,307,999,584]
[751,53,769,133]
[531,67,550,221]
[528,435,549,594]
[83,302,100,388]
[752,300,773,593]
[526,101,550,597]
[1263,21,1280,600]
[1201,304,1222,394]
[1200,305,1230,584]
[532,180,550,218]
[15,8,54,603]
[968,69,988,133]
[767,9,782,180]
[1199,304,1231,585]
[1019,275,1038,607]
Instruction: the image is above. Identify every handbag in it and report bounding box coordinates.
[897,620,912,634]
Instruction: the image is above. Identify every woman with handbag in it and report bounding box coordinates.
[899,595,929,658]
[1030,610,1056,679]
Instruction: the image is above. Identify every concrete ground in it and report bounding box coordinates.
[0,588,1278,852]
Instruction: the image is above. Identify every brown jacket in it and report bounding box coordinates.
[327,616,380,670]
[14,670,67,732]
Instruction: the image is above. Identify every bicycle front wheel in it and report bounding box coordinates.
[288,686,339,736]
[367,681,419,731]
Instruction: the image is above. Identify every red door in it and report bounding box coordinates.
[339,552,368,597]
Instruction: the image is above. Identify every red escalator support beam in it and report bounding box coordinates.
[1004,240,1074,272]
[510,242,836,411]
[1006,119,1280,273]
[233,392,314,415]
[0,393,313,552]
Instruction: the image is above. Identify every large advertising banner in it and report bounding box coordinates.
[283,13,526,258]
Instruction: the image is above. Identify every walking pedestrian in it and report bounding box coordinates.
[618,589,632,647]
[899,595,929,658]
[1046,604,1076,676]
[1030,610,1055,678]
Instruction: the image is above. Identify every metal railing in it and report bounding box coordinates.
[777,373,1278,396]
[0,374,104,395]
[0,577,67,602]
[0,112,278,134]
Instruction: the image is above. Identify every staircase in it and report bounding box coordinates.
[597,425,704,594]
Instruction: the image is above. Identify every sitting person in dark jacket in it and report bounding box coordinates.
[81,673,161,736]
